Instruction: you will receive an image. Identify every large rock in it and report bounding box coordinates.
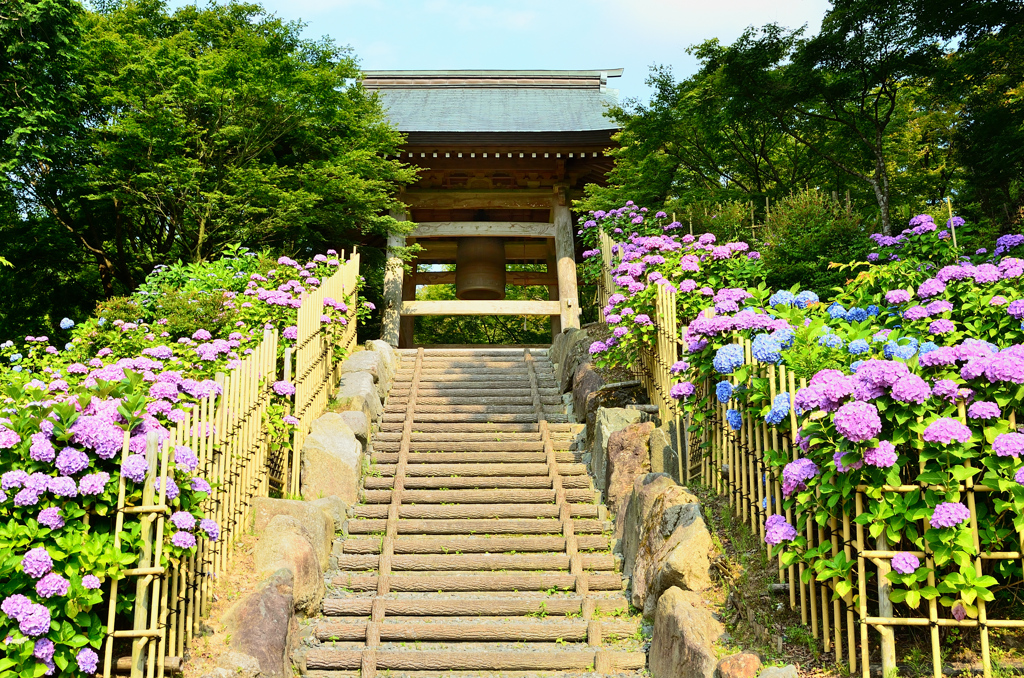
[338,410,369,446]
[311,495,348,529]
[334,371,382,421]
[550,328,586,389]
[758,666,799,678]
[618,473,712,617]
[300,413,362,504]
[339,351,387,398]
[366,339,399,384]
[649,586,723,678]
[216,651,262,678]
[252,497,334,569]
[590,407,642,491]
[224,569,295,678]
[605,421,654,516]
[649,425,678,479]
[716,652,763,678]
[253,515,324,614]
[572,361,605,424]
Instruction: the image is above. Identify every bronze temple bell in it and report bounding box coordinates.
[455,237,506,300]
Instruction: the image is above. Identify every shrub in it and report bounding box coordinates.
[760,190,869,296]
[93,296,143,325]
[152,289,232,340]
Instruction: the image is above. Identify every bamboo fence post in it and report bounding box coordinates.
[960,400,990,678]
[856,492,870,678]
[102,430,132,678]
[876,532,896,674]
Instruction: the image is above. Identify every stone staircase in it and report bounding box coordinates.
[295,347,648,677]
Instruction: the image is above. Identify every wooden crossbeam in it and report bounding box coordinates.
[411,222,555,238]
[400,300,561,316]
[414,270,557,287]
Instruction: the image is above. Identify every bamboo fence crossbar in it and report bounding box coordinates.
[592,229,1020,678]
[100,252,361,678]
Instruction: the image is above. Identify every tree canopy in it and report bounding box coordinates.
[0,0,416,337]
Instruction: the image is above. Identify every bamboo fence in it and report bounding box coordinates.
[100,252,360,677]
[594,231,1021,678]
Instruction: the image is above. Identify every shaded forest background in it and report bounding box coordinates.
[2,0,1023,341]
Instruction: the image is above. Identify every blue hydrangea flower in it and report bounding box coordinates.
[97,317,107,327]
[772,328,795,349]
[818,333,844,349]
[884,341,918,360]
[848,339,870,355]
[867,305,880,316]
[827,303,848,319]
[713,344,745,374]
[850,360,864,372]
[794,291,819,308]
[765,392,791,425]
[846,307,868,322]
[919,341,939,355]
[59,318,74,330]
[751,333,783,364]
[769,290,797,307]
[716,381,733,403]
[726,409,743,430]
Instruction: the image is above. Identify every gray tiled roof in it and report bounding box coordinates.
[366,72,621,133]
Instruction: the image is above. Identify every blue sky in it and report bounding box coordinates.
[165,0,831,103]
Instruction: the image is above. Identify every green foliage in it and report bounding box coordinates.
[760,190,870,296]
[93,296,143,324]
[151,289,233,340]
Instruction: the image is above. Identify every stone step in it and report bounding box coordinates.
[320,594,632,617]
[358,488,597,505]
[367,462,588,477]
[388,395,563,406]
[381,413,569,424]
[312,617,639,642]
[362,474,593,491]
[328,571,625,592]
[370,451,579,465]
[351,503,602,520]
[371,441,570,453]
[335,535,610,555]
[346,518,612,535]
[333,552,616,572]
[301,647,645,673]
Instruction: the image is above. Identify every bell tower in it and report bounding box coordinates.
[364,69,622,347]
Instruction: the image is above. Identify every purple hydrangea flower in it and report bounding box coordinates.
[29,433,55,462]
[170,511,196,531]
[1008,300,1024,320]
[783,458,819,497]
[35,572,69,598]
[19,604,50,637]
[993,433,1024,458]
[1016,466,1024,486]
[191,477,211,493]
[834,450,863,473]
[77,648,99,674]
[764,515,797,545]
[121,454,149,483]
[589,340,607,355]
[174,445,198,472]
[71,415,124,460]
[967,401,1000,420]
[22,547,53,578]
[670,381,695,399]
[79,472,110,496]
[863,441,898,468]
[172,531,197,549]
[833,402,883,442]
[14,488,40,506]
[885,289,912,304]
[82,575,101,589]
[56,447,90,475]
[200,518,220,541]
[154,476,179,500]
[282,415,299,425]
[0,426,21,449]
[929,319,955,335]
[2,469,28,490]
[891,374,932,404]
[891,552,920,575]
[917,278,946,299]
[1,594,31,619]
[931,501,970,528]
[37,507,63,530]
[34,638,55,662]
[922,418,972,445]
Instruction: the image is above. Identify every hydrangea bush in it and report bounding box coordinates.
[586,203,1024,624]
[0,248,364,676]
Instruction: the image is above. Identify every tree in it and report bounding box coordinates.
[10,0,416,296]
[714,0,945,235]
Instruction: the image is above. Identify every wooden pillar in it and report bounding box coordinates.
[552,198,580,330]
[545,238,561,340]
[381,210,407,347]
[399,245,416,348]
